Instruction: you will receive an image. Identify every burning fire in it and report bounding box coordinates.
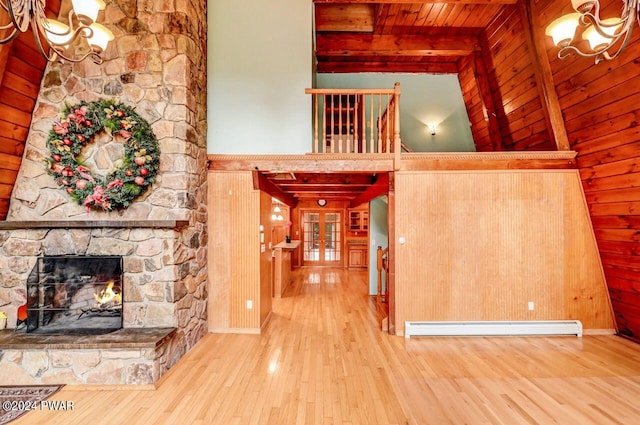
[94,281,122,308]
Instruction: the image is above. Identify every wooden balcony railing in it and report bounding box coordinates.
[305,83,402,154]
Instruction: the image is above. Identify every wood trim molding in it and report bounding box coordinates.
[0,220,190,230]
[209,152,577,173]
[208,154,395,172]
[400,151,577,170]
[401,151,576,160]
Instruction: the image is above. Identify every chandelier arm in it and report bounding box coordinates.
[0,26,18,43]
[0,0,110,63]
[595,22,635,63]
[36,16,92,48]
[7,0,31,33]
[557,44,598,60]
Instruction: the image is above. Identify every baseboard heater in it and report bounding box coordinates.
[404,320,583,338]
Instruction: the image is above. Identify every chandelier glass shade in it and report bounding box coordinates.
[546,0,635,63]
[0,0,114,63]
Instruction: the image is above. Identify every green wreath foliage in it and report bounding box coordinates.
[46,99,160,212]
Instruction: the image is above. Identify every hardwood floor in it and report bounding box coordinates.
[15,268,640,425]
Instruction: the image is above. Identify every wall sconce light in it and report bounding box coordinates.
[429,123,437,136]
[0,0,114,64]
[546,0,632,63]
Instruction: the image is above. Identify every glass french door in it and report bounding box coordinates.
[302,210,342,266]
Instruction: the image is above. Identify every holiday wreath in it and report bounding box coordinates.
[46,99,160,212]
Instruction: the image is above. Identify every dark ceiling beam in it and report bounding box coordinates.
[520,0,570,151]
[279,173,377,185]
[314,0,517,4]
[279,185,370,193]
[253,171,298,208]
[317,60,460,74]
[293,192,358,199]
[316,34,479,57]
[349,173,389,208]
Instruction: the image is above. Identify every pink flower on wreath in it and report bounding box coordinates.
[106,179,123,190]
[76,165,96,183]
[53,121,69,135]
[83,186,110,212]
[118,130,131,140]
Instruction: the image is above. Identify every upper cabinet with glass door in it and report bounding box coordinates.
[348,210,368,232]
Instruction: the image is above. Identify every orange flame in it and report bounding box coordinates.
[94,282,122,308]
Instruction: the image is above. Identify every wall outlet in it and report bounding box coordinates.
[247,300,253,309]
[528,301,534,311]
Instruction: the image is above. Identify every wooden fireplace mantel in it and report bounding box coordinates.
[0,220,190,230]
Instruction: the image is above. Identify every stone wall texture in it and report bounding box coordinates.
[0,0,208,384]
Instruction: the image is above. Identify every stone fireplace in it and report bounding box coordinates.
[0,220,205,386]
[0,0,208,387]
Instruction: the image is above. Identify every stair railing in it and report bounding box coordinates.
[305,83,401,154]
[377,245,389,303]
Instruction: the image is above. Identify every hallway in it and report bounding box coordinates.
[15,268,640,425]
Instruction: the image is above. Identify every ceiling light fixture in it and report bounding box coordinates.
[546,0,631,63]
[0,0,114,63]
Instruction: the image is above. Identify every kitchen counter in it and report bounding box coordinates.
[273,240,300,297]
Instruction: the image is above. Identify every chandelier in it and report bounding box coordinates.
[0,0,114,63]
[545,0,635,63]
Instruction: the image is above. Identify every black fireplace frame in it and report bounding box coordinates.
[25,255,124,335]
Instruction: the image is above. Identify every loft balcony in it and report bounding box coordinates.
[305,83,409,156]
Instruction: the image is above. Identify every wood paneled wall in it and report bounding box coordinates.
[532,0,640,342]
[0,1,61,220]
[393,170,614,335]
[260,191,273,325]
[208,171,263,332]
[460,4,556,152]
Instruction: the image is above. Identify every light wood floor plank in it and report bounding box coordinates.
[13,268,640,424]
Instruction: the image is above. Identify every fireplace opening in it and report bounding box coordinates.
[25,256,123,335]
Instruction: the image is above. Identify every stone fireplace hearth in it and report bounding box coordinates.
[0,220,206,386]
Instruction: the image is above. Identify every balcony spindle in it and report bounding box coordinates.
[305,84,401,155]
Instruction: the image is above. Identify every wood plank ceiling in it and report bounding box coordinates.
[314,0,515,73]
[261,0,518,205]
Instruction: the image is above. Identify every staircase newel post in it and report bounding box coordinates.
[393,82,401,170]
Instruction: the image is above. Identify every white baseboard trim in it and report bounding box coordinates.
[404,320,583,338]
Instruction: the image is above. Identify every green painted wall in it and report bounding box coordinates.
[317,73,476,152]
[369,197,389,295]
[208,0,312,154]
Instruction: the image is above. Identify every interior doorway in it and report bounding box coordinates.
[302,210,343,266]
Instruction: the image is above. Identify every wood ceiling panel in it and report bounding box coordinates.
[259,171,384,202]
[315,4,375,32]
[314,2,510,73]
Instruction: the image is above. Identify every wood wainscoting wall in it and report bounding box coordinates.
[393,170,615,336]
[208,171,269,333]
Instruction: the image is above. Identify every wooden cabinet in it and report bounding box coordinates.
[349,210,368,232]
[348,246,368,268]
